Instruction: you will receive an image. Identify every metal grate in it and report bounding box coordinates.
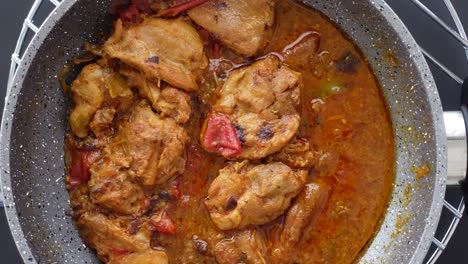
[7,0,61,91]
[403,0,467,263]
[4,0,467,263]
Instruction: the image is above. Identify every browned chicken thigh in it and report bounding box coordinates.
[214,229,268,264]
[271,137,316,168]
[111,101,189,187]
[88,101,189,215]
[69,63,134,138]
[89,107,117,137]
[271,183,331,263]
[122,67,192,124]
[88,159,149,216]
[203,55,302,159]
[205,161,307,230]
[188,0,276,57]
[108,251,168,264]
[104,17,208,91]
[78,212,167,264]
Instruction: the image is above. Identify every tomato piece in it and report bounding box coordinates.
[150,211,177,235]
[202,113,242,158]
[68,149,93,190]
[158,0,209,17]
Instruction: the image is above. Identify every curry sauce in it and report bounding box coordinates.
[65,1,394,263]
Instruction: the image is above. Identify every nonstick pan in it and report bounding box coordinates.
[0,0,456,263]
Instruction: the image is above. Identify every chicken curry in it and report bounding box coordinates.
[64,0,395,263]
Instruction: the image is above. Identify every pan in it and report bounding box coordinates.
[0,0,463,263]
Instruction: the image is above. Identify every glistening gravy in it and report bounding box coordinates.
[66,0,394,263]
[165,1,394,262]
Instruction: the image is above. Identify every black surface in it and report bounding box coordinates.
[462,77,468,216]
[0,0,467,263]
[0,1,35,263]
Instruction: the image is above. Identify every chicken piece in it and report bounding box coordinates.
[77,212,158,262]
[70,63,134,138]
[79,213,166,263]
[88,101,189,214]
[87,101,188,215]
[205,161,307,230]
[104,17,208,91]
[283,32,320,71]
[88,159,150,216]
[115,101,189,187]
[271,183,331,263]
[203,56,302,159]
[90,107,116,137]
[188,0,276,57]
[122,68,192,124]
[109,250,168,264]
[157,87,192,123]
[121,67,160,108]
[214,230,268,264]
[271,137,316,168]
[69,64,105,138]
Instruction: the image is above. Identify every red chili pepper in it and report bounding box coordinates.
[202,113,242,158]
[111,248,130,256]
[150,211,177,235]
[158,0,209,17]
[68,149,93,190]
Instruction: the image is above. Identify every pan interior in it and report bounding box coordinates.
[1,0,446,263]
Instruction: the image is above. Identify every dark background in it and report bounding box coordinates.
[0,0,466,263]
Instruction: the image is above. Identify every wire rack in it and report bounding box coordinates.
[403,0,467,263]
[4,0,468,263]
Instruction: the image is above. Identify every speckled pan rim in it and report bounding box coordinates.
[0,0,447,263]
[357,1,447,263]
[1,0,79,262]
